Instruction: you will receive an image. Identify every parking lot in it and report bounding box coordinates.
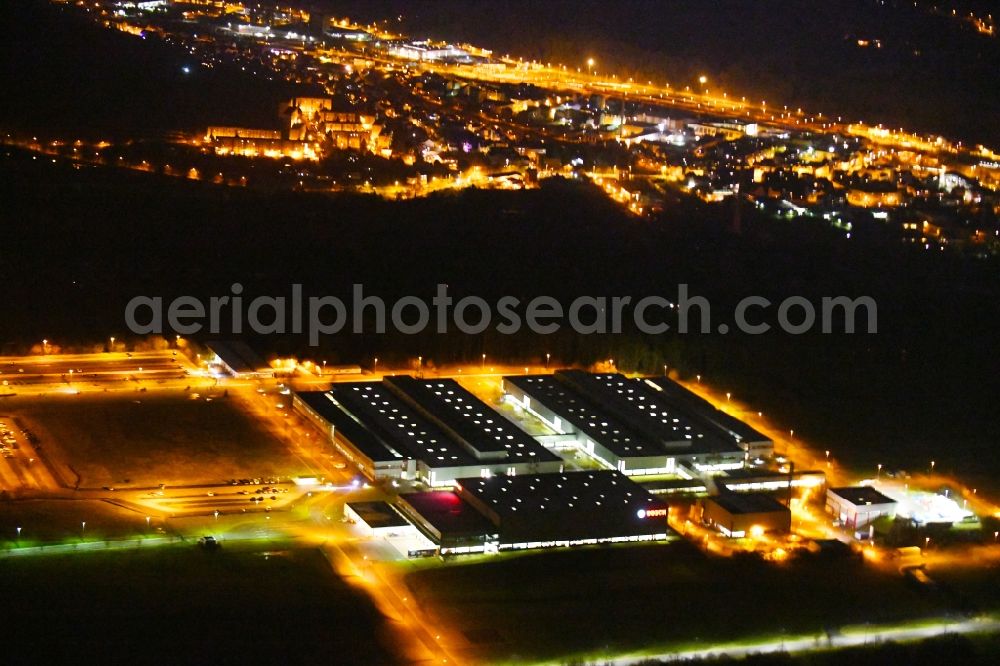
[4,391,308,488]
[0,415,60,491]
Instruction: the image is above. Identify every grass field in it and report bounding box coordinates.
[404,541,954,663]
[0,498,149,546]
[0,542,402,665]
[9,391,305,487]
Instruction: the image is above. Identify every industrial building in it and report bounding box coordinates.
[344,501,412,538]
[642,376,774,460]
[701,492,791,538]
[388,41,472,62]
[502,371,770,475]
[639,468,826,496]
[826,486,897,530]
[396,490,500,555]
[206,340,272,379]
[344,500,438,558]
[716,468,826,493]
[396,470,673,554]
[457,470,672,550]
[293,390,413,480]
[293,376,562,486]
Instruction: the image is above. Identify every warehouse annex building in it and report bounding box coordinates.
[502,371,772,476]
[700,492,792,538]
[826,486,897,530]
[293,376,562,486]
[206,340,273,379]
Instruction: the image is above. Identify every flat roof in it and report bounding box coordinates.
[829,486,897,507]
[398,491,496,536]
[638,478,709,493]
[505,372,743,458]
[455,470,664,517]
[643,376,771,445]
[503,374,660,458]
[564,371,740,455]
[720,468,825,483]
[345,501,410,530]
[708,492,790,515]
[295,391,407,463]
[400,376,559,464]
[206,340,268,374]
[329,382,479,468]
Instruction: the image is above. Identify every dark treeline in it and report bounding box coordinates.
[0,1,310,139]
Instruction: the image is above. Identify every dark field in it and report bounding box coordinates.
[0,1,309,139]
[0,499,146,546]
[404,542,957,662]
[0,543,401,665]
[9,392,303,487]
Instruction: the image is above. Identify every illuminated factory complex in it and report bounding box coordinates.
[295,370,800,554]
[502,370,774,475]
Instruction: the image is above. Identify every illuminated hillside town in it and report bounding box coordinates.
[3,1,1000,664]
[3,0,998,253]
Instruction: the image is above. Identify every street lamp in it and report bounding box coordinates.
[81,521,86,539]
[726,392,731,402]
[16,526,21,542]
[586,57,595,75]
[877,463,882,481]
[930,460,936,473]
[109,336,115,351]
[698,75,708,85]
[545,353,550,369]
[373,357,379,373]
[482,353,486,370]
[663,364,668,377]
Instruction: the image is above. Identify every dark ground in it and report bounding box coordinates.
[0,543,400,665]
[403,540,983,662]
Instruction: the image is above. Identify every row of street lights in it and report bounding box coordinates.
[875,460,938,480]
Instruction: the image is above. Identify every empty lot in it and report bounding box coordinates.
[9,391,304,487]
